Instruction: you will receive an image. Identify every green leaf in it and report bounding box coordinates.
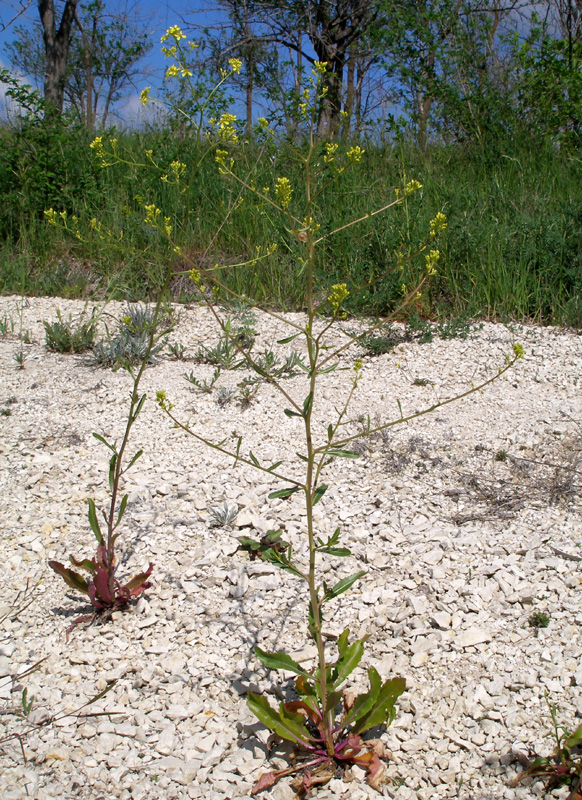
[319,546,351,557]
[237,535,261,550]
[92,432,115,451]
[324,571,365,601]
[116,494,128,527]
[48,561,89,595]
[295,452,309,462]
[126,449,143,471]
[353,669,406,734]
[266,460,283,472]
[326,449,360,459]
[302,392,313,416]
[133,393,146,419]
[69,556,96,573]
[318,363,338,374]
[276,334,300,344]
[327,424,333,442]
[563,722,582,751]
[269,486,302,499]
[247,693,314,747]
[108,453,117,493]
[254,647,313,679]
[249,450,260,467]
[312,484,328,505]
[87,499,105,546]
[332,639,364,689]
[340,666,382,731]
[284,408,302,418]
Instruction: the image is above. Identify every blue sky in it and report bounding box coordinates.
[0,1,227,122]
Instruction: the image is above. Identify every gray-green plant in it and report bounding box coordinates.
[184,367,221,393]
[89,306,170,370]
[43,307,97,353]
[150,52,524,793]
[208,501,238,528]
[168,342,187,360]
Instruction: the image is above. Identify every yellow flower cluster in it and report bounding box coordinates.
[328,283,350,316]
[425,249,440,275]
[274,177,292,209]
[323,142,338,163]
[217,112,238,142]
[161,26,185,43]
[156,390,174,411]
[44,209,57,225]
[512,343,524,359]
[405,179,423,195]
[215,149,234,173]
[228,58,242,74]
[429,212,447,238]
[346,145,365,164]
[314,61,328,75]
[140,87,150,106]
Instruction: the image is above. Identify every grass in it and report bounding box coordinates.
[0,127,581,325]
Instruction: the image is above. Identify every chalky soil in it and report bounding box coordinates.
[0,296,581,800]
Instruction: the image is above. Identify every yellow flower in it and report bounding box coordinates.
[44,209,57,225]
[189,268,202,285]
[328,283,350,316]
[513,343,524,359]
[140,87,150,106]
[274,177,292,209]
[323,142,338,163]
[161,46,177,58]
[161,25,185,43]
[405,179,422,195]
[347,145,365,164]
[314,61,328,75]
[425,249,440,275]
[166,65,179,78]
[429,212,447,238]
[217,112,238,142]
[229,58,242,74]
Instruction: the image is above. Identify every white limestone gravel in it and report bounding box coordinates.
[0,295,581,800]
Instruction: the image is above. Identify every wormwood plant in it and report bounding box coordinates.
[146,50,524,794]
[43,307,97,353]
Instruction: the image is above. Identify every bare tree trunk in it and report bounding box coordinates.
[74,8,95,129]
[246,47,254,135]
[38,0,78,116]
[343,50,355,137]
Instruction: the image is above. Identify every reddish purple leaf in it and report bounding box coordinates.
[251,770,279,795]
[49,561,89,595]
[92,566,114,606]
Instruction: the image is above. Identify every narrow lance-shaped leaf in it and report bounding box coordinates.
[247,693,315,747]
[284,408,302,418]
[326,449,360,459]
[324,571,366,602]
[312,484,328,506]
[116,494,128,527]
[302,392,313,417]
[249,451,260,467]
[132,392,146,420]
[92,432,115,451]
[125,449,143,472]
[69,556,96,574]
[327,424,333,442]
[563,722,582,751]
[87,499,105,545]
[332,639,364,689]
[266,460,283,472]
[108,453,117,493]
[254,647,313,679]
[277,334,300,344]
[269,486,302,500]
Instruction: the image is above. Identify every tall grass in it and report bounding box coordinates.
[0,121,580,325]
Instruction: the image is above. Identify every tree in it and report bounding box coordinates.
[37,0,79,115]
[6,0,152,127]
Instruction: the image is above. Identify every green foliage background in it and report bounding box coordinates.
[0,117,580,326]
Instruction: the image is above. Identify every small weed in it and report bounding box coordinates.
[44,308,97,353]
[195,336,240,369]
[238,384,259,408]
[208,501,239,528]
[362,333,399,356]
[1,408,12,417]
[406,313,433,343]
[6,396,17,405]
[216,386,236,407]
[89,305,170,370]
[184,367,221,393]
[437,317,472,340]
[14,349,26,369]
[495,449,508,462]
[168,342,187,360]
[0,315,9,337]
[413,377,431,387]
[529,611,550,630]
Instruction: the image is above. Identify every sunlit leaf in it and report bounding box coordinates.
[284,408,302,418]
[327,449,360,459]
[324,571,365,601]
[48,561,89,595]
[332,638,364,689]
[87,499,105,545]
[247,693,314,746]
[353,670,406,733]
[255,647,312,679]
[92,432,115,451]
[116,494,128,527]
